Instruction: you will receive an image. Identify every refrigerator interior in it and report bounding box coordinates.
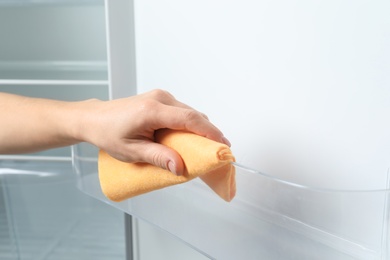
[0,160,125,260]
[0,1,125,259]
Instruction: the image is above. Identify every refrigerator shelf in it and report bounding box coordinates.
[73,143,390,260]
[0,159,125,260]
[0,0,103,6]
[0,60,108,81]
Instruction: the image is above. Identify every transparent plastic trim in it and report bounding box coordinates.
[72,143,390,260]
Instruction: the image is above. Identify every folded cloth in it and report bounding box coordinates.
[98,129,236,202]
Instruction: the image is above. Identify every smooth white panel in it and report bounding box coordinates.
[134,0,390,190]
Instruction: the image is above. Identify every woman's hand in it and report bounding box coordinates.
[78,89,230,175]
[0,89,230,176]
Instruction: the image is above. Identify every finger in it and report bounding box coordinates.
[153,104,231,146]
[143,89,210,120]
[143,89,188,107]
[167,99,209,120]
[143,89,196,110]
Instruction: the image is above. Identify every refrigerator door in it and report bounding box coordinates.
[75,0,390,259]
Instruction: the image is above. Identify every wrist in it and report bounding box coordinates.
[64,98,102,146]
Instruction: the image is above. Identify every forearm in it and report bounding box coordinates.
[0,92,89,154]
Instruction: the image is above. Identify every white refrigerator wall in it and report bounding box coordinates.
[88,1,390,258]
[130,2,390,257]
[134,0,390,191]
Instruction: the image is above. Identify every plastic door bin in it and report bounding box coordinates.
[72,143,390,260]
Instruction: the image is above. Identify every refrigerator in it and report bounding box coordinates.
[2,0,390,259]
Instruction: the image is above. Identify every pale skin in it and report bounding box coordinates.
[0,89,230,176]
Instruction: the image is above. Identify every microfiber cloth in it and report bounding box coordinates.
[98,129,236,202]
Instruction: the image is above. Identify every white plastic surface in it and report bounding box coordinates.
[134,0,390,191]
[130,2,390,255]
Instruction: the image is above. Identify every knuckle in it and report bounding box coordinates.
[200,112,209,120]
[149,89,174,102]
[183,109,202,121]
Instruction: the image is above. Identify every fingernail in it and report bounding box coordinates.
[168,161,180,176]
[222,136,231,147]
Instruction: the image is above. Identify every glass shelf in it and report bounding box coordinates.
[0,60,108,81]
[0,0,103,6]
[73,142,390,260]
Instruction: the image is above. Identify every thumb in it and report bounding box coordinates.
[137,142,185,176]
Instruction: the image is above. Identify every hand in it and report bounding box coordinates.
[0,89,230,175]
[80,89,230,175]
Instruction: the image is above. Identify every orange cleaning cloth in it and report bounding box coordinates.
[98,129,236,202]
